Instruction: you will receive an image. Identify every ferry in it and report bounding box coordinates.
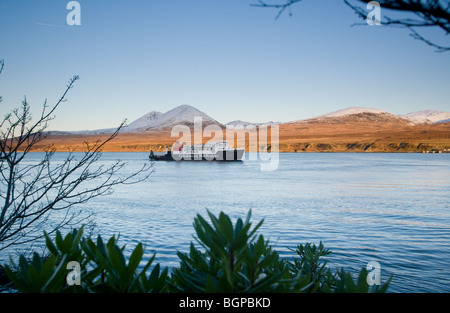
[149,141,244,161]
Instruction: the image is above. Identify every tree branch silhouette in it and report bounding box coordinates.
[345,0,450,52]
[0,60,154,251]
[252,0,450,52]
[251,0,305,20]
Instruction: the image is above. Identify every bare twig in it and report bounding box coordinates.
[0,61,154,251]
[252,0,450,51]
[251,0,304,19]
[344,0,450,52]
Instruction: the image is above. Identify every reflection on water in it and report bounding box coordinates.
[3,152,450,292]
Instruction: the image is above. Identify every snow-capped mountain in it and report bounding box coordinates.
[126,111,163,131]
[314,106,391,119]
[226,120,281,127]
[287,107,450,125]
[287,106,401,124]
[126,104,223,131]
[51,105,450,135]
[400,110,450,124]
[59,105,221,134]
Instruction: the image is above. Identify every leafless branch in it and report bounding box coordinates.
[252,0,450,51]
[344,0,450,52]
[0,61,154,251]
[251,0,305,19]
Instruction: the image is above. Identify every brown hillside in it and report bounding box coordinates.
[30,114,450,153]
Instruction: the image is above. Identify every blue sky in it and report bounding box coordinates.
[0,0,449,131]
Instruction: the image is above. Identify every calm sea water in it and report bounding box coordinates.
[5,152,450,292]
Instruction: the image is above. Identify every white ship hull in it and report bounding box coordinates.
[149,141,245,162]
[172,149,245,161]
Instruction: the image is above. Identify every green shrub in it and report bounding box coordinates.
[3,210,391,293]
[4,226,168,293]
[4,226,88,293]
[4,253,68,293]
[288,242,335,292]
[170,210,298,292]
[44,226,85,262]
[334,268,391,293]
[81,235,168,292]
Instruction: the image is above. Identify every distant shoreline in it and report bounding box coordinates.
[26,150,449,154]
[24,120,450,154]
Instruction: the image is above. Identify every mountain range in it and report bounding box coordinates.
[400,109,450,124]
[54,105,450,135]
[289,107,450,125]
[65,104,223,135]
[39,104,450,153]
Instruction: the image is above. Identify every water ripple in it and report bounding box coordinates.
[3,152,449,293]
